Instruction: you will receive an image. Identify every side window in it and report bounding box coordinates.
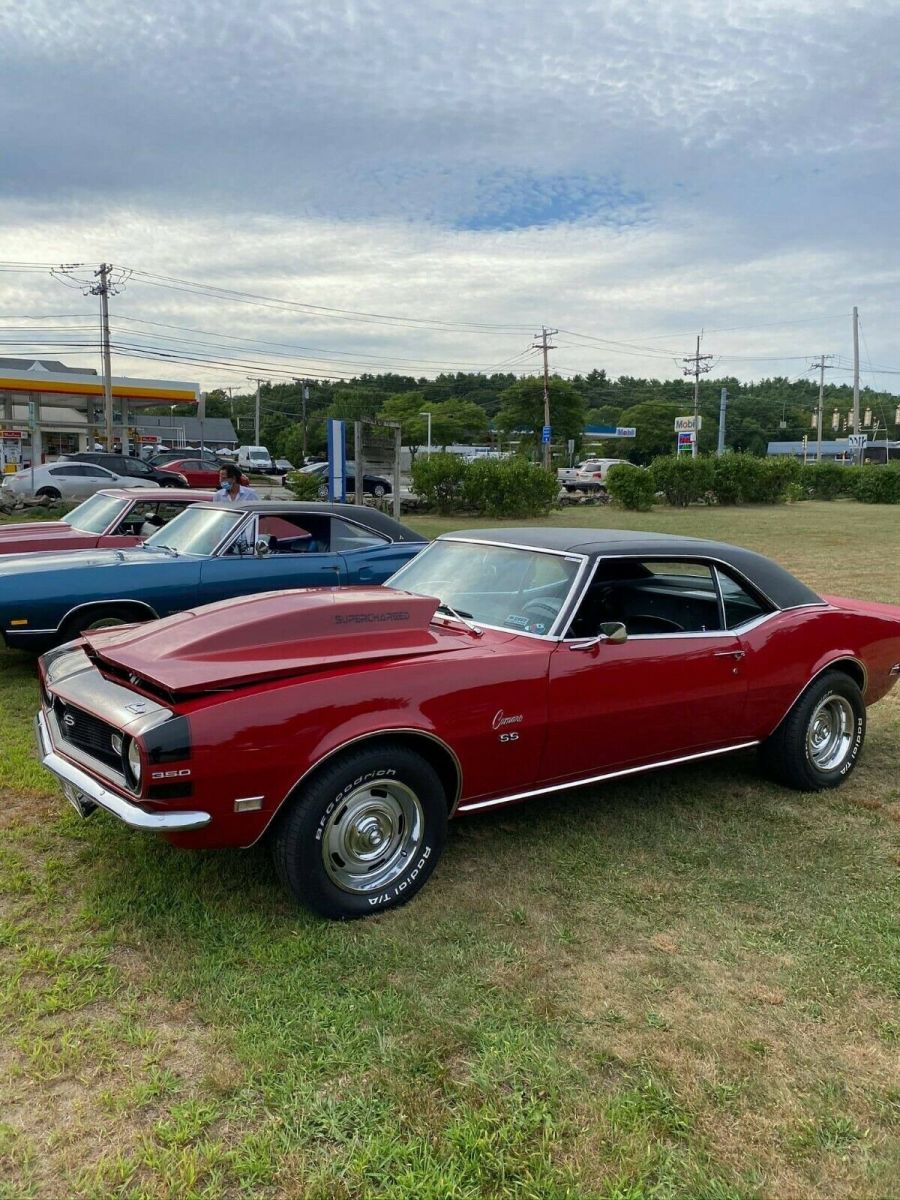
[125,460,152,477]
[567,558,723,637]
[328,517,388,553]
[81,465,113,478]
[716,569,771,629]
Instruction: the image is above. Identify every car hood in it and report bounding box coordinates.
[0,519,70,539]
[82,587,472,694]
[0,545,174,578]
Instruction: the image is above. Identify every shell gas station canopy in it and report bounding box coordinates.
[0,360,200,466]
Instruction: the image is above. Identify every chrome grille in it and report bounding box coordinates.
[53,699,122,771]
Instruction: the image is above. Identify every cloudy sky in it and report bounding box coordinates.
[1,0,898,399]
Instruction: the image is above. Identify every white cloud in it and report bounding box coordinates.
[0,0,897,393]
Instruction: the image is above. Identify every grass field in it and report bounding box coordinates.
[1,501,898,1199]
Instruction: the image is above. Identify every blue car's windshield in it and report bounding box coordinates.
[144,506,244,556]
[65,493,128,534]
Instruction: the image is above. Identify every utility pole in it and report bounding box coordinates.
[532,326,557,469]
[808,355,834,463]
[716,388,727,456]
[247,378,264,445]
[293,378,310,463]
[682,333,713,460]
[90,263,116,451]
[852,306,861,463]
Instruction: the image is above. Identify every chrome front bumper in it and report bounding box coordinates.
[34,710,211,832]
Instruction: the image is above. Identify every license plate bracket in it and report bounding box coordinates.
[63,782,98,819]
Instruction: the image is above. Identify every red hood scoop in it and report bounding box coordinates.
[84,587,458,693]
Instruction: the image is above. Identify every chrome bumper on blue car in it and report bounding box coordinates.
[34,710,211,832]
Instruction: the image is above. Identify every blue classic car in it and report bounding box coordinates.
[0,501,427,651]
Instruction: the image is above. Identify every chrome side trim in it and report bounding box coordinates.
[457,741,760,813]
[35,710,210,832]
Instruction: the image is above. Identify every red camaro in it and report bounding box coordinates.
[0,488,216,555]
[161,459,249,489]
[35,529,900,918]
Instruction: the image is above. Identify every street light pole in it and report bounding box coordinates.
[420,411,432,456]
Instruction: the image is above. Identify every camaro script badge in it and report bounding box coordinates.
[492,710,523,731]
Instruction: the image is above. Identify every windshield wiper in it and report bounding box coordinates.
[152,544,179,557]
[435,602,483,636]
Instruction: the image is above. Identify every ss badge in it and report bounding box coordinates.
[499,732,519,743]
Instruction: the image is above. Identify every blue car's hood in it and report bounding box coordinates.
[0,545,178,577]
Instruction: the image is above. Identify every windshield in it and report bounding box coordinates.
[65,493,128,534]
[387,539,584,635]
[143,505,244,556]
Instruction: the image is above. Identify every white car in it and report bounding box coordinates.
[1,462,160,502]
[557,457,631,489]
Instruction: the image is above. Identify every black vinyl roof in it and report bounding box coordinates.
[197,501,426,544]
[442,527,823,610]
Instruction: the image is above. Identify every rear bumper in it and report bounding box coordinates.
[34,710,211,832]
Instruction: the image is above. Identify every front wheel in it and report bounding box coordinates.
[759,670,865,791]
[36,487,62,501]
[372,483,387,498]
[271,742,447,918]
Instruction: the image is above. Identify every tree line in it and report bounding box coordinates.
[184,370,898,465]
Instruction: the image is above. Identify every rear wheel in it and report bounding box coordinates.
[272,742,447,918]
[759,670,865,790]
[372,483,387,498]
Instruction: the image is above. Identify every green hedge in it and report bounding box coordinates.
[649,456,715,506]
[849,463,900,504]
[605,463,655,511]
[411,453,559,517]
[283,470,324,500]
[797,461,852,500]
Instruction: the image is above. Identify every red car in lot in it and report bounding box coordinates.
[161,459,250,489]
[35,529,900,918]
[0,489,216,555]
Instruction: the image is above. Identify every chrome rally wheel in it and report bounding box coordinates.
[272,742,447,918]
[322,778,424,894]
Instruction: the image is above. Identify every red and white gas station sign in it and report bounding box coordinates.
[0,429,24,439]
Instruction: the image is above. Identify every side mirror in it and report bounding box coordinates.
[255,538,271,558]
[569,621,628,652]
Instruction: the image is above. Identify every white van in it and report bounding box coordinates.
[238,445,273,473]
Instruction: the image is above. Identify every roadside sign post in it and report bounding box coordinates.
[674,416,702,458]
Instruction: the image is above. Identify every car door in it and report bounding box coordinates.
[540,557,751,783]
[195,514,348,606]
[328,517,421,583]
[67,464,119,497]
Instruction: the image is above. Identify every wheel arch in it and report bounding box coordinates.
[768,655,867,735]
[256,728,463,845]
[60,598,160,633]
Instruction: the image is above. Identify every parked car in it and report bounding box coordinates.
[1,461,160,502]
[150,449,224,471]
[299,461,392,498]
[33,528,900,918]
[1,501,426,651]
[557,458,631,490]
[0,489,216,555]
[155,458,250,489]
[62,453,189,488]
[274,458,295,474]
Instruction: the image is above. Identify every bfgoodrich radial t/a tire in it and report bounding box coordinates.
[272,742,447,918]
[759,670,865,791]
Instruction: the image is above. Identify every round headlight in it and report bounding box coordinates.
[126,739,142,788]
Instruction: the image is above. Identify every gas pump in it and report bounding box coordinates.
[1,430,25,474]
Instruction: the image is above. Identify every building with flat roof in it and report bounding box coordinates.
[0,358,201,465]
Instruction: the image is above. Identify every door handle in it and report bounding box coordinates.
[713,650,746,660]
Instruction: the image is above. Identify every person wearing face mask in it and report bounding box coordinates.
[215,462,260,503]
